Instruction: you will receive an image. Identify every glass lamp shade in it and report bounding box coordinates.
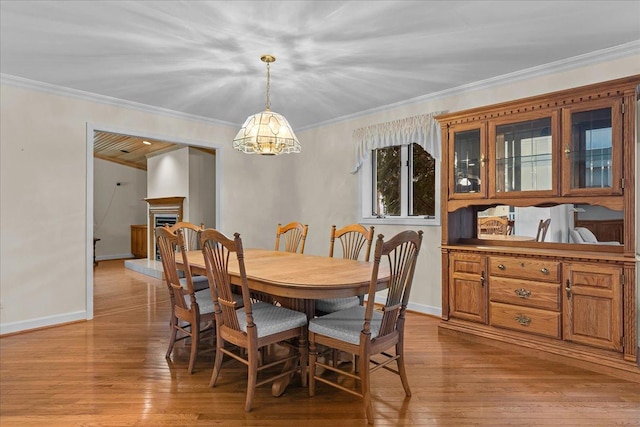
[232,109,301,155]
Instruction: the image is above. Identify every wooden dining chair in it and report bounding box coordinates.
[477,216,509,235]
[200,229,308,412]
[274,222,308,254]
[309,230,423,425]
[536,218,551,242]
[155,226,216,374]
[167,222,209,292]
[315,224,375,315]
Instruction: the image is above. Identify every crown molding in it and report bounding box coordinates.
[297,40,640,132]
[0,73,239,129]
[3,40,639,132]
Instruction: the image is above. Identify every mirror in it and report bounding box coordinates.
[477,204,623,245]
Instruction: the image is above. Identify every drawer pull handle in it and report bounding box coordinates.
[540,267,549,275]
[515,314,531,326]
[498,264,506,270]
[514,288,531,299]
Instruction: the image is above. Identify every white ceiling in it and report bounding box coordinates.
[1,1,639,129]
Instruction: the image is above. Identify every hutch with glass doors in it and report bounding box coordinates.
[437,75,639,380]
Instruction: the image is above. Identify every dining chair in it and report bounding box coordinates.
[308,230,423,425]
[536,218,551,242]
[315,224,375,315]
[156,226,216,374]
[167,222,208,292]
[477,216,509,235]
[274,222,308,254]
[200,229,308,412]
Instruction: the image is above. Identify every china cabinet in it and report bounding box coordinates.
[437,75,639,380]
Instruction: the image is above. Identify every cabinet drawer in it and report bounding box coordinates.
[490,302,561,339]
[489,256,559,282]
[490,277,560,311]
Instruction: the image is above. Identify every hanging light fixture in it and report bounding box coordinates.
[232,54,300,155]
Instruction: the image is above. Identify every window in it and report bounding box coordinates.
[361,143,440,225]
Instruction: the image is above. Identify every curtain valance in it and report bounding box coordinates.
[351,111,445,174]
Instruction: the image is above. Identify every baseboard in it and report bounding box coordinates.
[0,310,87,336]
[96,253,134,261]
[372,295,442,317]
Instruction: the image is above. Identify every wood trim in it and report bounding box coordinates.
[144,196,186,206]
[439,319,640,382]
[435,75,640,125]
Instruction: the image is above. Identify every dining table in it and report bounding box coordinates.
[477,234,536,241]
[177,247,390,395]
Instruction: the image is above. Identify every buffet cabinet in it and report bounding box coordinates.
[438,76,639,379]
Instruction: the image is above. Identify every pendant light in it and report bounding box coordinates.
[232,55,300,155]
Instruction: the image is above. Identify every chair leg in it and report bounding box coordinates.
[396,340,411,396]
[360,355,374,425]
[308,339,317,396]
[188,321,199,374]
[244,348,259,412]
[209,336,224,387]
[298,335,308,387]
[166,315,178,359]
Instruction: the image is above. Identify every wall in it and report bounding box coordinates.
[1,53,638,334]
[93,158,147,259]
[188,148,216,228]
[294,55,640,316]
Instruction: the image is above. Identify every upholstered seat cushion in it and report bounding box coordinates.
[184,287,215,314]
[181,275,209,292]
[183,288,244,312]
[237,302,307,338]
[309,305,382,345]
[315,296,360,313]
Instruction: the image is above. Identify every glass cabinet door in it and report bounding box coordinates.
[449,124,486,199]
[489,112,558,198]
[561,98,623,196]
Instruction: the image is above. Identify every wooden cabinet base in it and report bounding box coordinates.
[438,319,640,382]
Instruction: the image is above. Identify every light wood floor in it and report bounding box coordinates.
[1,259,639,426]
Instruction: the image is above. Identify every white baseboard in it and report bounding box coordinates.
[1,310,87,336]
[373,295,441,317]
[96,253,134,261]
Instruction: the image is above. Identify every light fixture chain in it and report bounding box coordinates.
[265,61,271,110]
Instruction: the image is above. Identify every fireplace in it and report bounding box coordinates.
[145,196,185,260]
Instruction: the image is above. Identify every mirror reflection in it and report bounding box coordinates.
[476,204,623,245]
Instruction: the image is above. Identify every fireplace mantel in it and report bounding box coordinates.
[145,196,185,260]
[144,196,186,207]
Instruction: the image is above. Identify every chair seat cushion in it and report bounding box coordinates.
[184,288,244,313]
[182,275,209,292]
[184,288,215,314]
[309,305,382,345]
[237,302,307,338]
[315,296,360,313]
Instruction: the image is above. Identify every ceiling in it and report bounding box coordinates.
[93,131,215,170]
[2,1,639,133]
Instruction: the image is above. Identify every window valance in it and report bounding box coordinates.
[351,111,445,174]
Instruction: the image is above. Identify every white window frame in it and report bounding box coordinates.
[359,143,441,226]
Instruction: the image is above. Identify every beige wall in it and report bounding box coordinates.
[1,54,638,333]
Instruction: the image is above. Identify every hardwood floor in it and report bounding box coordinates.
[1,259,639,426]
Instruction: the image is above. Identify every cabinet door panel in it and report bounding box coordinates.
[561,98,623,196]
[563,263,622,352]
[449,123,487,199]
[449,253,487,323]
[489,111,559,199]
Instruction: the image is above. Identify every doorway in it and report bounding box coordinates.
[86,123,223,319]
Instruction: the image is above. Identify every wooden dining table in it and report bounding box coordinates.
[477,234,536,241]
[182,248,390,317]
[178,248,390,395]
